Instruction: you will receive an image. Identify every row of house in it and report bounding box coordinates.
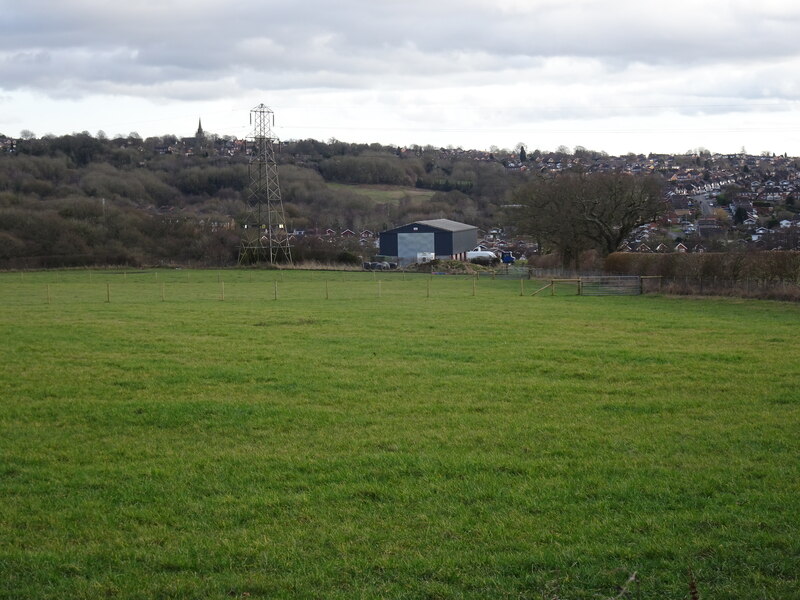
[290,228,377,239]
[624,242,701,254]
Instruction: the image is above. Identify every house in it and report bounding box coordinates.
[674,243,688,253]
[0,137,16,152]
[340,229,356,237]
[752,227,771,242]
[697,218,723,237]
[485,228,503,241]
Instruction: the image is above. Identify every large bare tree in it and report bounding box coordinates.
[513,172,664,268]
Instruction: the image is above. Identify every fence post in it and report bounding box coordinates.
[326,280,329,300]
[520,278,524,296]
[221,281,225,301]
[161,283,165,302]
[46,284,51,305]
[273,280,278,300]
[106,283,111,303]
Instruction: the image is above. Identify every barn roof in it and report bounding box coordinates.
[409,219,477,232]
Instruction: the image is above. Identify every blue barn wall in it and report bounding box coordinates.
[379,220,478,262]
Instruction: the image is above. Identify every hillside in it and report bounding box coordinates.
[325,183,436,206]
[0,134,516,268]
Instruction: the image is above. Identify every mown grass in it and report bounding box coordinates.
[1,270,799,599]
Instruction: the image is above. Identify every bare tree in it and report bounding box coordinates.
[513,172,664,268]
[578,172,664,256]
[513,175,590,269]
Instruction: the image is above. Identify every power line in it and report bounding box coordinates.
[276,124,800,135]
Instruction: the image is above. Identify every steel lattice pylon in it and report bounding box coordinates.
[238,104,292,265]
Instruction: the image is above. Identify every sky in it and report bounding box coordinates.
[2,0,800,156]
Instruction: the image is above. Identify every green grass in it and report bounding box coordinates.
[1,270,799,599]
[326,183,436,205]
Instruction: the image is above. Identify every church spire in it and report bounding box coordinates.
[196,118,204,140]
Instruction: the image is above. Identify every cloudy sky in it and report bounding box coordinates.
[2,0,800,155]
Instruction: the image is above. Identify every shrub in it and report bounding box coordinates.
[604,251,800,299]
[335,250,361,265]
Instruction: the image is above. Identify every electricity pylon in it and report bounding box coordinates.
[238,104,292,265]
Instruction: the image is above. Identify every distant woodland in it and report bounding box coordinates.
[0,132,522,268]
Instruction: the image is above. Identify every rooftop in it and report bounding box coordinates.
[413,219,477,232]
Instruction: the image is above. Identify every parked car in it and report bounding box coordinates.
[364,261,394,270]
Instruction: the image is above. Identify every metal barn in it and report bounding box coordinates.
[379,219,478,265]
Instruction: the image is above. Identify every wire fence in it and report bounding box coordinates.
[0,269,557,306]
[6,267,794,305]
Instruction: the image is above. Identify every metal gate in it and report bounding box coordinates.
[579,276,641,296]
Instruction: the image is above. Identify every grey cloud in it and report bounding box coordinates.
[2,0,800,106]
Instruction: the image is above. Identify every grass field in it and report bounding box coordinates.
[326,183,436,205]
[1,269,799,599]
